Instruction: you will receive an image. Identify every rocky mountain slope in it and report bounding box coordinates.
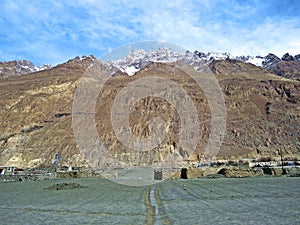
[0,51,299,168]
[0,60,51,78]
[0,55,96,78]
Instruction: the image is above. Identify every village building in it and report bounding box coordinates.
[0,166,15,175]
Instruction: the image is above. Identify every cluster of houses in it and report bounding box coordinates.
[1,154,299,180]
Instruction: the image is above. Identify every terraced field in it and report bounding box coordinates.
[0,177,299,224]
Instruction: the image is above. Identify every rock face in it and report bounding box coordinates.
[0,60,51,78]
[260,53,300,81]
[295,54,300,61]
[282,53,294,61]
[272,61,300,82]
[0,52,299,168]
[0,60,88,168]
[209,58,266,76]
[262,54,281,69]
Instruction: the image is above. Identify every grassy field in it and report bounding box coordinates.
[0,177,299,224]
[155,177,300,224]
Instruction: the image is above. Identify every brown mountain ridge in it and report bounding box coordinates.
[0,57,299,168]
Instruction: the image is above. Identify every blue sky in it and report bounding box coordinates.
[0,0,300,65]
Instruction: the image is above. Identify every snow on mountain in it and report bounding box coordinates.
[15,60,51,74]
[107,48,300,76]
[124,65,140,76]
[0,59,52,78]
[106,48,237,75]
[245,56,264,67]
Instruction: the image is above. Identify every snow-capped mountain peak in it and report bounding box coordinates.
[107,48,242,76]
[106,48,300,76]
[0,59,52,78]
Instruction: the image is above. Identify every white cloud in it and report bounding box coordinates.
[0,0,299,64]
[124,0,300,57]
[245,19,300,56]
